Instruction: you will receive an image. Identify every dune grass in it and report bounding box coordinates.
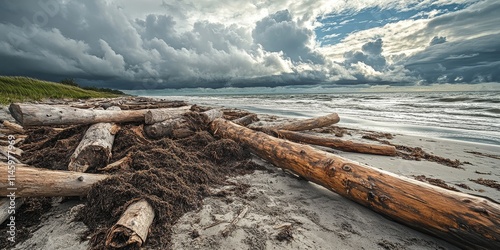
[0,76,123,104]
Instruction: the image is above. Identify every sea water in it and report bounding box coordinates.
[129,89,500,146]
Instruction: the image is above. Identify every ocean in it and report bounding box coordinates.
[129,89,500,146]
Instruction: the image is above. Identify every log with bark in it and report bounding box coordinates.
[105,199,155,248]
[210,118,500,249]
[0,163,108,197]
[144,106,192,124]
[144,109,223,139]
[68,123,120,172]
[271,130,397,156]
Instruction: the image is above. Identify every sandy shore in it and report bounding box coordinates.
[1,102,499,249]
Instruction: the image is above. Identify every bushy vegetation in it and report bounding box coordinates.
[59,78,126,95]
[0,76,124,104]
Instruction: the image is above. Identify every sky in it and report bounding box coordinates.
[0,0,499,90]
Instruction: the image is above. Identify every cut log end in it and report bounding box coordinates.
[8,103,23,125]
[68,145,111,172]
[105,199,155,248]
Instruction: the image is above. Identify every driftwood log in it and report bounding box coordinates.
[105,199,155,248]
[68,106,121,173]
[262,113,340,131]
[210,119,500,249]
[2,120,25,134]
[272,130,397,156]
[8,103,191,126]
[0,198,24,225]
[144,106,192,124]
[0,163,108,197]
[232,114,259,126]
[144,109,223,139]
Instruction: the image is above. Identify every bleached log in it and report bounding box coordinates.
[105,199,155,248]
[0,163,108,197]
[68,123,120,172]
[266,113,340,131]
[232,114,259,126]
[9,103,147,126]
[144,106,192,124]
[144,109,223,139]
[210,118,500,250]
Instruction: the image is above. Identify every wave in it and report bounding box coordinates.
[472,99,500,104]
[486,108,500,114]
[435,97,475,102]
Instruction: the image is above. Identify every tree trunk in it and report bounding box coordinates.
[68,123,120,172]
[210,119,500,250]
[0,163,108,197]
[273,130,397,156]
[144,109,223,139]
[262,113,340,131]
[144,106,192,124]
[9,103,149,126]
[232,114,259,126]
[105,199,155,248]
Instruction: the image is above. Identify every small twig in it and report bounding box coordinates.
[221,206,249,237]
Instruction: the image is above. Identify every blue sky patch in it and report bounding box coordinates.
[316,3,471,46]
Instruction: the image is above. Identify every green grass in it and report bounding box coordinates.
[0,76,123,104]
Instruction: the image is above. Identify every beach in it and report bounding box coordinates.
[1,98,499,250]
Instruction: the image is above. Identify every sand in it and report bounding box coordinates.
[1,102,499,249]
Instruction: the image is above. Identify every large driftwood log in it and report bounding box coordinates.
[105,199,155,248]
[144,109,223,139]
[210,119,500,249]
[9,103,145,126]
[144,106,192,124]
[273,130,397,156]
[68,123,120,172]
[0,163,108,197]
[262,113,340,131]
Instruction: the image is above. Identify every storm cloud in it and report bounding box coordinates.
[0,0,499,89]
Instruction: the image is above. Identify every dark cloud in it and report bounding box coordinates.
[0,0,498,89]
[429,36,446,46]
[344,38,386,71]
[405,34,500,83]
[252,10,324,64]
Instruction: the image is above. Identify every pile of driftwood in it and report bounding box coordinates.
[1,99,499,249]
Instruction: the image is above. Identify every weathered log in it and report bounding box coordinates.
[9,103,147,126]
[263,113,340,131]
[0,163,108,197]
[210,119,500,249]
[144,109,223,139]
[0,198,24,225]
[68,123,120,172]
[273,130,397,156]
[232,114,259,126]
[144,106,192,124]
[105,199,155,248]
[2,120,25,134]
